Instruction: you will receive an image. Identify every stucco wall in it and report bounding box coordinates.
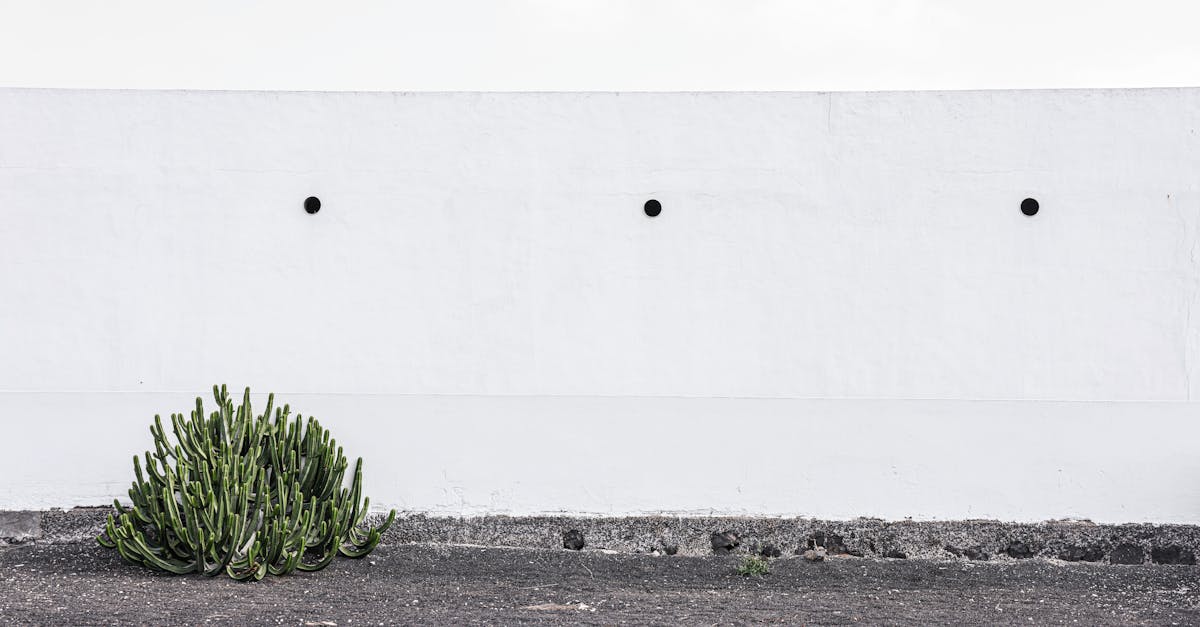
[1,88,1198,522]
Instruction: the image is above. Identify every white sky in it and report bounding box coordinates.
[2,0,1199,92]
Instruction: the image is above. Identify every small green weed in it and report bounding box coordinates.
[736,555,770,577]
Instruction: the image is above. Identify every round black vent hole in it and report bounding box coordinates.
[1020,198,1039,216]
[304,196,321,214]
[644,199,662,217]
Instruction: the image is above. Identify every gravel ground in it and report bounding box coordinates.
[1,542,1198,625]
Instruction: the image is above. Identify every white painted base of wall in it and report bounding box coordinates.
[5,391,1197,523]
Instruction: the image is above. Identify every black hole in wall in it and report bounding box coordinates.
[644,199,662,217]
[1020,198,1039,216]
[304,196,321,214]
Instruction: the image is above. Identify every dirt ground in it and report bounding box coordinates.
[1,542,1198,625]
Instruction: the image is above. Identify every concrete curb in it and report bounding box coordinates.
[5,508,1198,566]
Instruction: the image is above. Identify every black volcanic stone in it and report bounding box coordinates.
[562,529,585,551]
[756,543,782,558]
[1005,541,1036,559]
[1058,545,1104,562]
[811,531,848,554]
[1151,546,1196,565]
[710,531,740,554]
[1110,543,1144,565]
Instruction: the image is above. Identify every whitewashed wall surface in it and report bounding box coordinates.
[1,88,1199,523]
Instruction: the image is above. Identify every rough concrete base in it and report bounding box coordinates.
[385,514,1200,565]
[0,511,40,543]
[7,508,1199,566]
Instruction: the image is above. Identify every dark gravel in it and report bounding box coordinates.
[1,542,1198,625]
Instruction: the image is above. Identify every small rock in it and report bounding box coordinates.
[756,543,783,558]
[1110,543,1144,565]
[1058,545,1104,562]
[1005,541,1035,559]
[663,545,679,556]
[802,548,826,562]
[1151,546,1197,565]
[710,531,740,554]
[562,529,585,551]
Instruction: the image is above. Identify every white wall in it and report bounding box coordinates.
[1,88,1198,522]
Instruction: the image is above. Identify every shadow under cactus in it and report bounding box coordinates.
[97,385,396,580]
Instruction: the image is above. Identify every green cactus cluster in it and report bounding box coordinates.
[97,385,396,580]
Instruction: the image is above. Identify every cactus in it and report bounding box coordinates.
[97,385,396,580]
